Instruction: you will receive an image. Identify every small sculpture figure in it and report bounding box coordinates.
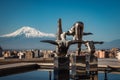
[84,41,103,55]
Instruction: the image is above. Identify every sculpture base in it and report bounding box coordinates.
[54,56,69,80]
[71,55,98,80]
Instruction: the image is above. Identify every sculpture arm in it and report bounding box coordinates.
[83,32,93,35]
[93,41,104,44]
[68,40,84,45]
[84,41,104,44]
[40,40,58,45]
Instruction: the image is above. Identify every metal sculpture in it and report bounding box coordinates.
[40,18,104,80]
[60,21,93,55]
[40,18,103,57]
[84,41,103,55]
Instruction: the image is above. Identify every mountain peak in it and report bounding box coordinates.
[20,26,33,30]
[0,26,55,38]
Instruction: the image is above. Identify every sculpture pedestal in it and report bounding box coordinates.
[71,55,98,80]
[54,56,69,80]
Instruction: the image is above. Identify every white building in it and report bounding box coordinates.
[116,52,120,60]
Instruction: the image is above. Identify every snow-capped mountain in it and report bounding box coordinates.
[0,26,55,38]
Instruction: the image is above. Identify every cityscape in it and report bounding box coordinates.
[0,0,120,80]
[0,19,120,80]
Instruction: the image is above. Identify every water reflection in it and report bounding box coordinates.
[49,71,52,80]
[0,70,120,80]
[104,69,108,80]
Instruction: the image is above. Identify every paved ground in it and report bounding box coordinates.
[0,58,120,69]
[98,58,120,68]
[0,63,37,69]
[0,58,120,76]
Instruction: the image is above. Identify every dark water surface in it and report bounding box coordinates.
[0,70,120,80]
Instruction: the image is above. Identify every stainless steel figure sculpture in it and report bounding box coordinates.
[40,18,104,80]
[60,22,93,55]
[40,18,103,57]
[84,41,103,76]
[85,41,103,55]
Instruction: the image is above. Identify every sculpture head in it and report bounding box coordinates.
[73,21,84,27]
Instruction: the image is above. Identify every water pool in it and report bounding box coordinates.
[0,70,120,80]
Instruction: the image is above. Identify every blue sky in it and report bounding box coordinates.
[0,0,120,42]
